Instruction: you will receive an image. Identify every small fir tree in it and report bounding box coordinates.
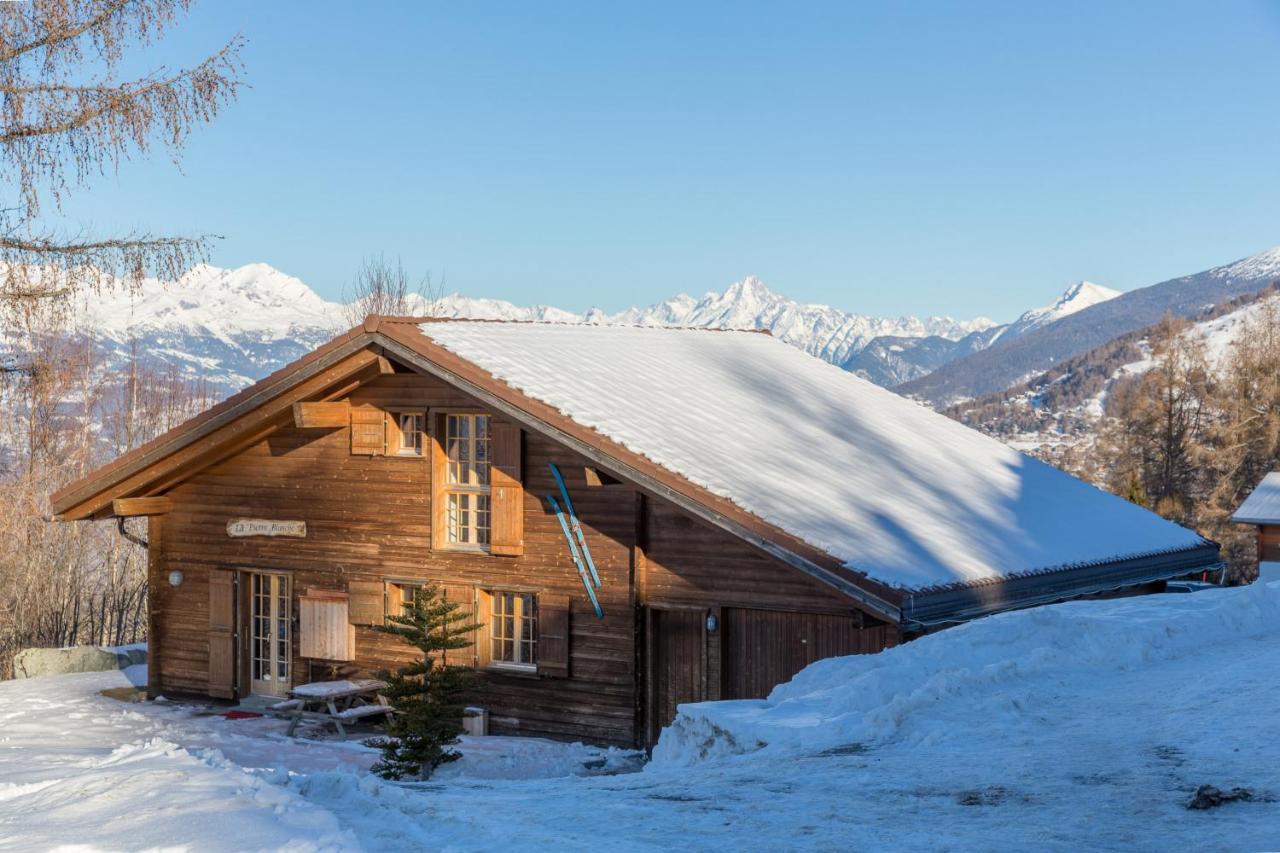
[367,583,481,780]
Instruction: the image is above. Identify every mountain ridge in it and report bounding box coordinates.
[9,260,1167,397]
[61,266,1017,393]
[898,246,1280,406]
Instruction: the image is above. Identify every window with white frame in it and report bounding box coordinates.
[489,591,536,668]
[396,412,424,456]
[444,413,491,546]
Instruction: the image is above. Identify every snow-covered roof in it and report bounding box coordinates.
[1232,473,1280,525]
[419,322,1209,592]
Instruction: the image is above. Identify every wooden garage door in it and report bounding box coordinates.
[721,607,890,700]
[645,607,707,747]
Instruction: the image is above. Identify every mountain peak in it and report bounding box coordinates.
[1013,280,1120,331]
[719,275,778,306]
[1053,280,1121,312]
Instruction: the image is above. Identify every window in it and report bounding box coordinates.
[489,591,536,668]
[443,413,491,547]
[391,582,423,616]
[396,413,424,456]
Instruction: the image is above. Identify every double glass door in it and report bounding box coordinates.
[249,573,290,696]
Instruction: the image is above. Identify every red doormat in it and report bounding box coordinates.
[223,710,263,720]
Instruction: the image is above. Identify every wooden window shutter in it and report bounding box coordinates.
[299,590,355,661]
[350,407,386,455]
[347,580,385,625]
[443,585,479,668]
[207,569,236,698]
[489,420,524,556]
[536,593,571,678]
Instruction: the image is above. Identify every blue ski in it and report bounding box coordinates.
[547,494,604,618]
[548,462,602,589]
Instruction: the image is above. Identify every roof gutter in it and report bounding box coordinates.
[901,543,1223,629]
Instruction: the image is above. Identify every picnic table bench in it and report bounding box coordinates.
[274,678,393,737]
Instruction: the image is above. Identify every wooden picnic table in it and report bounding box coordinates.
[275,678,393,737]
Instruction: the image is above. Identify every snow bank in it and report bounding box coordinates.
[423,322,1207,590]
[652,583,1280,766]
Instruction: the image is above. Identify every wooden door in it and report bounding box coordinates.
[721,607,886,700]
[248,572,291,697]
[644,607,707,748]
[207,569,237,699]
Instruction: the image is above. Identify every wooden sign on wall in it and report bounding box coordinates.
[226,518,307,538]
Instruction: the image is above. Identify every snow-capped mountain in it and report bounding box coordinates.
[8,263,1123,397]
[434,276,996,367]
[995,280,1121,342]
[901,244,1280,406]
[835,280,1119,387]
[48,264,1007,394]
[71,265,349,389]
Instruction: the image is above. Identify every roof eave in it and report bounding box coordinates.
[900,542,1223,629]
[1230,514,1278,525]
[49,326,380,519]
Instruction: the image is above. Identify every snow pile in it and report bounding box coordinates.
[423,322,1208,590]
[654,582,1280,766]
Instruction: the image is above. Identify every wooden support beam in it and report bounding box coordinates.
[376,355,395,374]
[112,496,173,517]
[292,401,350,429]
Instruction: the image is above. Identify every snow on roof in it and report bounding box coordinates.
[421,322,1208,591]
[1232,472,1280,525]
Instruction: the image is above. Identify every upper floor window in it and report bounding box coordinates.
[444,413,491,546]
[396,412,424,456]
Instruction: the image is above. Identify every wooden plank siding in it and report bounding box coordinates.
[1259,525,1280,563]
[148,368,897,747]
[720,607,897,701]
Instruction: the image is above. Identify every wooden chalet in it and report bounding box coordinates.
[50,317,1222,748]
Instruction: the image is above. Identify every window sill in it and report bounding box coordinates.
[393,451,424,458]
[433,544,492,556]
[485,662,538,678]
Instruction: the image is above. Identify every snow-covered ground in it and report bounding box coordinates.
[4,585,1280,851]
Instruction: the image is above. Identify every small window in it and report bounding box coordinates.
[489,591,536,669]
[388,582,423,616]
[395,412,424,456]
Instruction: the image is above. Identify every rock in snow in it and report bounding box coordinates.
[2,584,1280,850]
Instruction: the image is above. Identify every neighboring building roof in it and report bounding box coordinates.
[419,321,1212,593]
[1232,472,1280,524]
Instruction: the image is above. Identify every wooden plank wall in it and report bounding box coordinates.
[154,371,639,745]
[720,607,895,701]
[1259,525,1280,563]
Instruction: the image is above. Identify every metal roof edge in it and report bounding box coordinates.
[1230,514,1278,525]
[901,542,1223,629]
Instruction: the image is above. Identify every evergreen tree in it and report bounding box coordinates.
[367,584,481,780]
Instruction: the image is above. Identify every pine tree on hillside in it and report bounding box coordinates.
[367,584,482,781]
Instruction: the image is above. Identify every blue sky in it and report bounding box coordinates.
[66,2,1280,321]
